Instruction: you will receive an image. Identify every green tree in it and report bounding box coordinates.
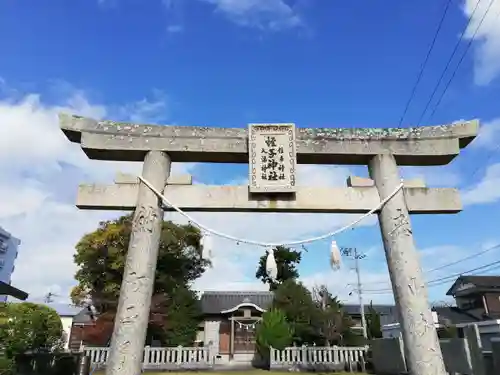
[366,301,382,339]
[0,302,63,358]
[272,279,322,345]
[312,285,356,345]
[149,285,202,346]
[256,246,301,291]
[71,214,210,345]
[256,308,293,361]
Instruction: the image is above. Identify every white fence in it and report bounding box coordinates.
[85,344,368,370]
[84,345,211,370]
[270,345,369,371]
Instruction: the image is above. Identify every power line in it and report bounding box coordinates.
[365,264,500,294]
[397,0,453,127]
[460,137,500,189]
[445,3,500,188]
[426,0,499,121]
[365,242,500,286]
[425,243,500,274]
[364,259,500,294]
[416,0,484,125]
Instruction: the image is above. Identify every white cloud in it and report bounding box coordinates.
[0,82,391,303]
[97,0,118,8]
[117,90,170,124]
[0,83,182,301]
[463,0,500,85]
[462,162,500,205]
[470,117,500,150]
[401,165,461,187]
[197,0,303,30]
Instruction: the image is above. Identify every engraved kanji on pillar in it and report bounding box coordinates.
[249,123,297,193]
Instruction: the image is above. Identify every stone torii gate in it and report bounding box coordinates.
[59,113,478,375]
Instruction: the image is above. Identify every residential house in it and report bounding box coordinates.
[381,275,500,348]
[381,275,500,330]
[445,275,500,320]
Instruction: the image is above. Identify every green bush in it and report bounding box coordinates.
[256,308,293,359]
[0,302,63,358]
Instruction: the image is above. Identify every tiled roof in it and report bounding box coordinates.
[432,306,483,325]
[200,291,397,317]
[201,291,274,314]
[460,275,500,288]
[446,275,500,295]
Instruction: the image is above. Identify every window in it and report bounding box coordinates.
[0,241,7,253]
[458,297,483,310]
[0,259,4,269]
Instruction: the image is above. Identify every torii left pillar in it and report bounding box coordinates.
[106,151,171,375]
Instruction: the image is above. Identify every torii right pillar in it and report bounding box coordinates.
[369,153,449,375]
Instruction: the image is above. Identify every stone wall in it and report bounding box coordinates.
[371,326,500,375]
[370,338,407,374]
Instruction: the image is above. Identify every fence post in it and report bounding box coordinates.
[301,345,307,365]
[176,345,183,366]
[269,346,274,370]
[464,325,485,375]
[143,345,150,368]
[207,341,215,365]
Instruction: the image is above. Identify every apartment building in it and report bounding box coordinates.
[0,226,20,302]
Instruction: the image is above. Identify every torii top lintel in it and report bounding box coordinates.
[59,113,478,166]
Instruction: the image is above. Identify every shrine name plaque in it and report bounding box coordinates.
[249,123,297,194]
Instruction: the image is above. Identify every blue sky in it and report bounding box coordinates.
[1,0,500,306]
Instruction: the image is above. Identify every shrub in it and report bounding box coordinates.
[0,302,63,360]
[256,308,293,360]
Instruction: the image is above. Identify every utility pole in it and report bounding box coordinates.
[341,247,367,339]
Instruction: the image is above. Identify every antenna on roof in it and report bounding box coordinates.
[44,291,59,304]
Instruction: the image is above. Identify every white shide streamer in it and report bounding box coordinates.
[138,176,404,247]
[330,239,342,270]
[200,232,214,266]
[265,247,278,281]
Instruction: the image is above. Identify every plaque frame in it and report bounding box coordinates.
[248,123,297,194]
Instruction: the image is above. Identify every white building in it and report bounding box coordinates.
[0,226,21,302]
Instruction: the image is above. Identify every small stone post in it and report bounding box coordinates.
[105,151,171,375]
[368,154,447,375]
